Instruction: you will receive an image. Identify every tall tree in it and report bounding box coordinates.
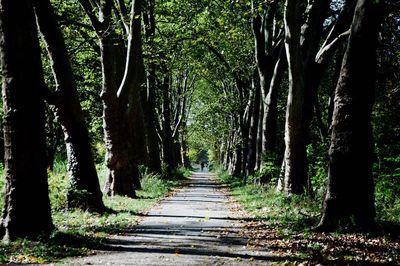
[278,0,309,194]
[78,0,145,197]
[142,0,162,173]
[279,0,331,194]
[252,0,285,161]
[33,0,106,212]
[0,0,54,240]
[317,0,383,230]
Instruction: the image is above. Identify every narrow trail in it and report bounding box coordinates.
[69,172,271,265]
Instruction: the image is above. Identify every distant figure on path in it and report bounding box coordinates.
[200,162,205,172]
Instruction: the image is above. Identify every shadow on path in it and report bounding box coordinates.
[68,172,289,265]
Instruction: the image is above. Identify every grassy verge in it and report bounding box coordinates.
[0,163,190,264]
[217,167,400,265]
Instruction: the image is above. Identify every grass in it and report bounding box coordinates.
[0,162,190,264]
[217,167,321,233]
[216,167,400,265]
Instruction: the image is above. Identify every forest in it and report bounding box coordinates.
[0,0,399,264]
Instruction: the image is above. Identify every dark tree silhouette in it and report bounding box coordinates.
[0,0,54,240]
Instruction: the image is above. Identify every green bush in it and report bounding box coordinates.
[48,161,69,210]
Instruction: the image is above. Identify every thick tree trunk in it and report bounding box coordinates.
[103,0,145,196]
[0,0,54,240]
[278,0,309,194]
[33,0,106,212]
[101,34,137,197]
[317,0,382,231]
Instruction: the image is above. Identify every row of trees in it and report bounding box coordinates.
[0,0,195,240]
[187,0,396,231]
[0,0,398,240]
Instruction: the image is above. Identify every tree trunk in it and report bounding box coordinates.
[142,0,162,173]
[262,47,287,156]
[301,0,332,145]
[33,0,106,212]
[180,125,191,168]
[278,0,309,194]
[0,0,54,240]
[127,96,147,190]
[255,98,263,171]
[246,79,261,176]
[317,0,382,231]
[100,32,138,197]
[142,70,162,173]
[252,1,283,159]
[102,0,145,196]
[161,75,175,174]
[45,106,62,171]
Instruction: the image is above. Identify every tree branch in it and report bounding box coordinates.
[315,29,350,64]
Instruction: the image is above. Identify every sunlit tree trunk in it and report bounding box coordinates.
[0,0,54,240]
[317,0,382,231]
[278,0,308,194]
[33,0,106,212]
[79,0,145,197]
[279,0,331,194]
[252,0,283,160]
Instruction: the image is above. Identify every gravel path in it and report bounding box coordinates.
[68,172,271,265]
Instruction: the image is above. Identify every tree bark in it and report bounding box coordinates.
[161,75,175,174]
[252,0,284,158]
[33,0,106,212]
[278,0,309,194]
[0,0,54,240]
[246,78,261,176]
[78,0,145,197]
[262,47,287,157]
[317,0,382,231]
[101,32,138,197]
[279,0,331,194]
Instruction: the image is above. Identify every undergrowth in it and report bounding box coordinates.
[0,161,189,264]
[216,166,400,265]
[217,167,321,233]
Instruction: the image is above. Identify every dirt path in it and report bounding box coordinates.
[68,172,271,265]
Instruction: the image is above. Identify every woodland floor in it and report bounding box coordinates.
[66,171,400,266]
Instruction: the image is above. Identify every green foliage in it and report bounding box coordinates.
[249,153,280,185]
[48,160,69,210]
[375,157,400,222]
[307,143,329,194]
